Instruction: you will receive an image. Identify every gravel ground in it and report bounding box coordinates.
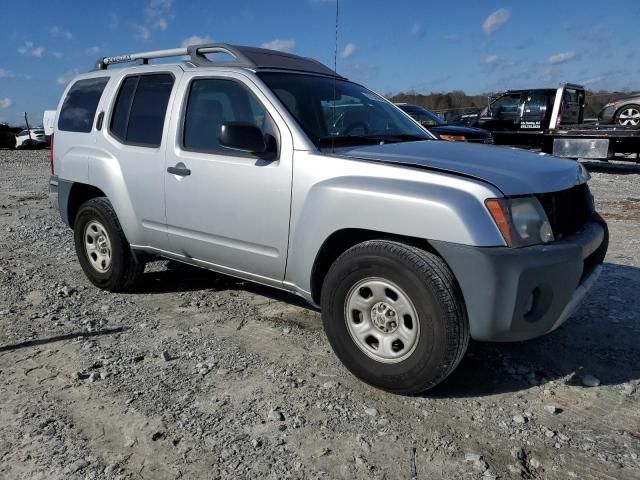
[0,150,639,480]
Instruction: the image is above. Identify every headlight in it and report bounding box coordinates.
[439,134,467,142]
[485,197,554,247]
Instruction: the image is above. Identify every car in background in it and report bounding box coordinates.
[0,123,17,149]
[598,94,640,127]
[396,103,493,144]
[16,128,48,149]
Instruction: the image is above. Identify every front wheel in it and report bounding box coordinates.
[73,197,144,292]
[321,240,469,394]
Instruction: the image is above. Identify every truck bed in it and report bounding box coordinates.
[541,124,640,160]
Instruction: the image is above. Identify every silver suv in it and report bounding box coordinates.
[49,44,608,394]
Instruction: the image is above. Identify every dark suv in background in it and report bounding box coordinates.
[396,104,493,144]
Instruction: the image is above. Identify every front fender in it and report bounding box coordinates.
[285,168,505,293]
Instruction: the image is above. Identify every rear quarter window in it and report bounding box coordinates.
[58,77,109,133]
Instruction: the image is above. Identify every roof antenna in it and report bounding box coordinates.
[331,0,339,154]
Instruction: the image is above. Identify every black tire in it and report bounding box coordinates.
[73,197,144,292]
[320,240,469,394]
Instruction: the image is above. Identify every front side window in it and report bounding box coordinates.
[183,78,278,154]
[110,73,174,147]
[58,77,109,133]
[258,73,429,148]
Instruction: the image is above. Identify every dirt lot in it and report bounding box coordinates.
[0,150,638,480]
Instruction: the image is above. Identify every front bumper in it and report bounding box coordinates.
[432,215,608,342]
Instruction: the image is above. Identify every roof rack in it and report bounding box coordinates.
[93,43,345,79]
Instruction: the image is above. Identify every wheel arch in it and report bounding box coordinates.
[66,182,107,228]
[309,228,438,305]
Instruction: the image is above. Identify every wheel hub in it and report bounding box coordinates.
[344,277,420,364]
[84,220,112,273]
[371,301,398,333]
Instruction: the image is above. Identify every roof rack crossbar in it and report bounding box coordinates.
[93,43,344,79]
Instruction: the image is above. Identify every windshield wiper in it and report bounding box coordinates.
[317,135,384,147]
[368,133,431,143]
[317,133,431,149]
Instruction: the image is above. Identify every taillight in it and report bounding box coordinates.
[49,134,54,174]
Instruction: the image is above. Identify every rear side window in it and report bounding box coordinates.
[58,77,109,133]
[110,73,174,147]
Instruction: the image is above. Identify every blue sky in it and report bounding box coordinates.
[1,0,638,126]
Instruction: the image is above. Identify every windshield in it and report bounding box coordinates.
[399,105,446,126]
[258,72,430,148]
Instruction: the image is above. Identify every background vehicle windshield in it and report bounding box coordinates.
[258,73,430,148]
[398,105,446,126]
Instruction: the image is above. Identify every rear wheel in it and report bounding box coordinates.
[73,197,144,292]
[615,104,640,126]
[320,240,469,394]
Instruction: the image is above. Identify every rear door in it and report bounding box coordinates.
[99,66,183,250]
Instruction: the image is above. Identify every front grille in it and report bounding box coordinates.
[536,183,594,239]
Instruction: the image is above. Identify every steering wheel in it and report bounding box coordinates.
[342,121,369,136]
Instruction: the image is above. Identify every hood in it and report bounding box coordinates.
[336,141,584,196]
[427,124,490,140]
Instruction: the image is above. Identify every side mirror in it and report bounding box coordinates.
[219,122,276,156]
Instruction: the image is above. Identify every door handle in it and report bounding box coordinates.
[167,164,191,176]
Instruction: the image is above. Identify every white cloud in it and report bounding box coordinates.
[133,0,174,40]
[18,41,45,57]
[86,46,100,55]
[134,24,151,41]
[482,8,510,35]
[49,26,72,40]
[409,22,424,39]
[153,18,168,31]
[0,69,15,79]
[0,98,12,109]
[484,55,499,64]
[548,51,576,65]
[181,35,213,47]
[56,68,80,86]
[260,39,296,52]
[108,13,119,30]
[52,51,62,58]
[339,43,357,59]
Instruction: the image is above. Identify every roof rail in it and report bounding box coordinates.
[93,43,344,78]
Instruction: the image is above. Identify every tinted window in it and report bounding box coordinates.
[110,77,137,141]
[400,106,445,126]
[491,94,521,114]
[183,78,277,154]
[258,72,428,148]
[58,77,109,133]
[110,74,174,146]
[523,92,548,113]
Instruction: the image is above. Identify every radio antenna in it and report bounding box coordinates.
[331,0,339,153]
